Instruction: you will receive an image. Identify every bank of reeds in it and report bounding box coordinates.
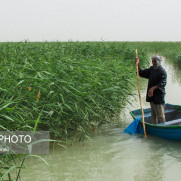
[0,42,148,138]
[130,42,181,66]
[0,41,150,179]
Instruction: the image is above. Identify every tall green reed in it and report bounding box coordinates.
[0,41,149,180]
[0,42,148,138]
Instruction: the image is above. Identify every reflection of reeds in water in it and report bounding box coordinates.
[171,66,181,86]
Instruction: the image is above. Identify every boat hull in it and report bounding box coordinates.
[140,122,181,141]
[130,103,181,141]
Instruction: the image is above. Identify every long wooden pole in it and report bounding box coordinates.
[136,49,147,138]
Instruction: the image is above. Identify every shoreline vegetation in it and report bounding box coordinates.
[0,42,148,140]
[0,41,181,180]
[130,42,181,66]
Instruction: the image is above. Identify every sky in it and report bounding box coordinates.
[0,0,181,42]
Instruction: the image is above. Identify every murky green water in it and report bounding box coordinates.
[21,59,181,181]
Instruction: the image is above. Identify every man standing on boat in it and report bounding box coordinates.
[135,55,167,124]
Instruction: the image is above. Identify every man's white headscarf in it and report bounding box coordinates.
[151,55,162,69]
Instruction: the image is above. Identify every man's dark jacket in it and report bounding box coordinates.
[139,65,167,104]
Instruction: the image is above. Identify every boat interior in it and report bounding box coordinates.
[134,109,181,126]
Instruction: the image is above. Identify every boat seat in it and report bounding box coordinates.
[158,119,181,126]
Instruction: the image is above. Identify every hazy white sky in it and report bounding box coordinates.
[0,0,181,42]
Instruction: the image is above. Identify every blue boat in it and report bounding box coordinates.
[128,103,181,141]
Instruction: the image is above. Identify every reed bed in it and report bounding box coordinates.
[130,42,181,66]
[0,41,149,180]
[0,42,148,138]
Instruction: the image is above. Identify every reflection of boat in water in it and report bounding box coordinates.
[125,103,181,141]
